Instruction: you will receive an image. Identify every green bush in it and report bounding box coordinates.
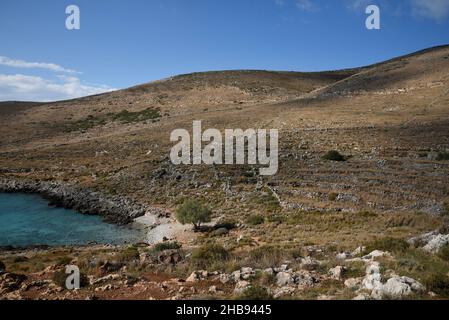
[322,150,346,162]
[176,199,212,230]
[154,242,181,252]
[191,244,229,268]
[364,237,410,254]
[116,246,140,263]
[246,215,265,226]
[238,285,272,300]
[438,244,449,262]
[436,151,449,161]
[53,270,89,289]
[424,273,449,298]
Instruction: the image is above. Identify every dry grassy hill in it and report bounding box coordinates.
[1,45,449,249]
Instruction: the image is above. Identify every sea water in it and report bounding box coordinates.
[0,193,144,246]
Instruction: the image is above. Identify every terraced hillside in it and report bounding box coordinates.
[0,45,449,250]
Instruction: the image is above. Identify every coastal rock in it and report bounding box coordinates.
[0,178,167,224]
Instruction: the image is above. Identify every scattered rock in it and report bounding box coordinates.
[362,250,392,261]
[344,277,363,290]
[329,266,345,281]
[422,234,449,253]
[157,249,183,265]
[276,272,295,287]
[380,276,425,299]
[299,256,320,270]
[186,271,201,283]
[0,273,27,294]
[294,270,316,289]
[240,267,255,280]
[233,281,250,295]
[273,286,296,299]
[219,273,231,284]
[99,260,124,273]
[91,273,120,285]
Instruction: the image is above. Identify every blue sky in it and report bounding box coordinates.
[0,0,448,101]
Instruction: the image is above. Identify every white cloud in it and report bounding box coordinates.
[411,0,449,21]
[0,56,79,74]
[296,0,319,12]
[0,74,116,102]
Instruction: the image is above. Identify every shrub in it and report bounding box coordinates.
[53,269,89,289]
[238,285,272,300]
[246,215,265,226]
[436,151,449,161]
[246,246,283,269]
[424,273,449,298]
[438,244,449,262]
[116,246,140,263]
[364,237,410,254]
[322,150,346,162]
[176,199,212,230]
[154,242,181,252]
[191,244,229,269]
[56,256,73,266]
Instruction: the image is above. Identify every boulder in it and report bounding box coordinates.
[231,270,242,282]
[329,266,345,280]
[219,273,231,284]
[361,262,383,292]
[380,276,425,299]
[344,277,363,290]
[157,249,183,265]
[240,267,255,280]
[294,270,316,288]
[186,271,201,283]
[276,272,295,287]
[422,234,449,253]
[233,281,250,295]
[362,250,391,261]
[299,256,319,270]
[99,260,124,273]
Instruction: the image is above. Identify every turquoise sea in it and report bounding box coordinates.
[0,193,144,246]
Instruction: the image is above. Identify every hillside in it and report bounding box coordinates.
[1,45,449,221]
[1,45,449,300]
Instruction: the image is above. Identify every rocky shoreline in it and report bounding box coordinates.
[0,178,167,225]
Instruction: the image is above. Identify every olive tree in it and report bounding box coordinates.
[175,199,212,230]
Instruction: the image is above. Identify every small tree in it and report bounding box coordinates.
[175,199,212,230]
